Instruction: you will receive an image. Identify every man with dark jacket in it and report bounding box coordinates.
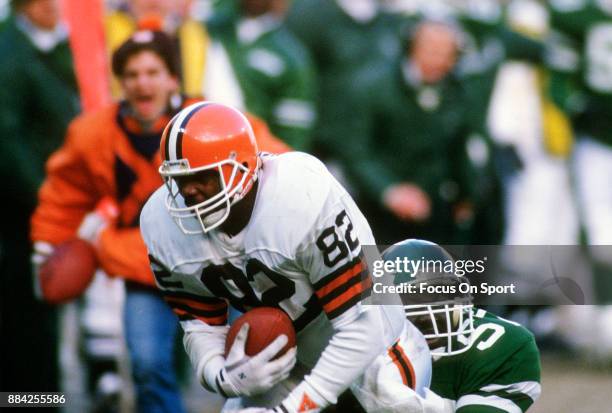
[329,20,476,245]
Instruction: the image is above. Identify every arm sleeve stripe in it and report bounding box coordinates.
[388,341,415,389]
[316,267,366,306]
[164,297,227,312]
[479,381,542,404]
[174,308,227,326]
[315,259,365,300]
[313,255,363,291]
[469,386,539,412]
[456,395,522,413]
[162,290,226,304]
[323,277,372,319]
[166,300,228,318]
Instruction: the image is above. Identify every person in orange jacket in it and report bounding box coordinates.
[30,29,288,412]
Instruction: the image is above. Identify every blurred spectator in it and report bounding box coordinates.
[0,0,10,26]
[286,0,406,158]
[105,0,209,98]
[329,20,476,245]
[547,0,612,301]
[484,1,587,355]
[204,0,316,151]
[0,0,79,394]
[31,30,190,413]
[458,0,544,126]
[545,0,612,361]
[486,0,579,247]
[455,0,551,244]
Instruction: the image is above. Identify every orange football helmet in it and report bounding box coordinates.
[159,102,260,233]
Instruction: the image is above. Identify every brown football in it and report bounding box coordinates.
[39,238,97,304]
[225,307,296,358]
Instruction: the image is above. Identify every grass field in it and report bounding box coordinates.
[530,356,612,413]
[185,355,612,413]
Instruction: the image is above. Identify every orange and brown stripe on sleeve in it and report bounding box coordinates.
[388,341,416,389]
[163,291,228,326]
[313,256,372,319]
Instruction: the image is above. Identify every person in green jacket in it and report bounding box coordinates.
[547,0,612,305]
[457,0,545,135]
[286,0,406,158]
[204,0,316,151]
[455,1,551,244]
[0,0,79,396]
[0,0,79,206]
[328,19,476,245]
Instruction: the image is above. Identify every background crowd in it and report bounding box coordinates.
[1,0,611,412]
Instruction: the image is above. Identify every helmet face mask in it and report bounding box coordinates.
[382,239,476,357]
[160,159,253,234]
[158,102,260,234]
[405,302,474,357]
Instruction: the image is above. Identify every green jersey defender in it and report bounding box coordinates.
[383,239,541,412]
[430,308,541,413]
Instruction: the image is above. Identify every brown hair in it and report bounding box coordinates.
[111,30,179,77]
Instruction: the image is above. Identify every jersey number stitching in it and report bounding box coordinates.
[315,210,360,267]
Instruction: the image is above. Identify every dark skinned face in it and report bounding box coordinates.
[174,168,259,236]
[175,169,222,208]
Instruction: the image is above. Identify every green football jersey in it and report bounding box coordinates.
[431,308,541,412]
[548,0,612,146]
[206,12,317,152]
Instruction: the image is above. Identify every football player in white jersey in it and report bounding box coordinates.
[139,102,437,413]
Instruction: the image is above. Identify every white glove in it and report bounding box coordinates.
[77,212,109,242]
[216,323,297,398]
[77,197,119,243]
[31,241,54,299]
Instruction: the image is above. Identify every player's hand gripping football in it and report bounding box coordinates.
[216,323,297,397]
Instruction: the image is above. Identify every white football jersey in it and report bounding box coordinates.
[140,152,381,365]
